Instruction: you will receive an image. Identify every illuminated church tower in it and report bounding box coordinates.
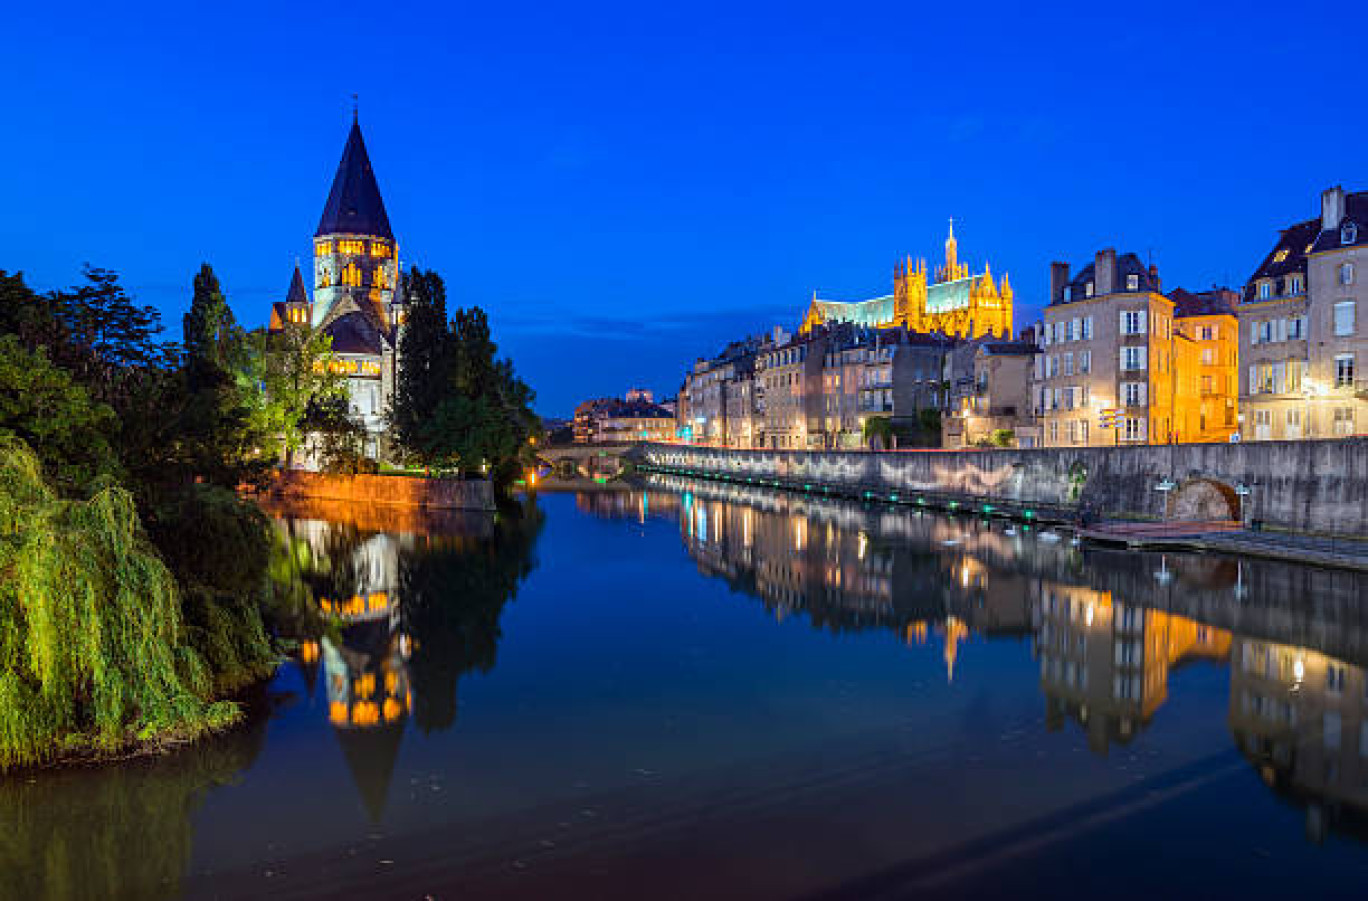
[270,109,407,462]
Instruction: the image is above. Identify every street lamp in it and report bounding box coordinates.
[1154,477,1177,522]
[1234,482,1252,530]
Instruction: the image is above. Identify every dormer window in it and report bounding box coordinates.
[1344,223,1359,245]
[1085,281,1094,298]
[1273,248,1289,263]
[1126,274,1139,291]
[1290,273,1305,294]
[1258,280,1272,300]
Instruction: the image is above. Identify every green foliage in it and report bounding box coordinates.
[390,269,538,488]
[989,428,1015,448]
[0,439,234,770]
[0,336,120,495]
[242,323,347,467]
[862,416,894,449]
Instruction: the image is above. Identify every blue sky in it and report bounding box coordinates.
[3,1,1363,416]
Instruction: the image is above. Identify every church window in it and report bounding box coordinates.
[342,263,363,287]
[371,242,391,258]
[373,266,388,290]
[315,240,333,256]
[339,239,365,255]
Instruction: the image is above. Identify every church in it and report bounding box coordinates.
[269,112,407,462]
[800,223,1013,339]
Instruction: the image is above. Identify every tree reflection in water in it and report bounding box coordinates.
[591,474,1368,845]
[0,689,272,901]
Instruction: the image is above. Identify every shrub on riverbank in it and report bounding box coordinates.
[0,440,237,770]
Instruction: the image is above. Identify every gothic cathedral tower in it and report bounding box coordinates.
[312,111,400,333]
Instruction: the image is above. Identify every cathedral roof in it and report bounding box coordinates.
[324,310,385,356]
[286,263,309,304]
[317,116,394,240]
[810,295,894,328]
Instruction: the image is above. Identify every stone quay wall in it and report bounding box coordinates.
[635,439,1368,537]
[263,471,496,512]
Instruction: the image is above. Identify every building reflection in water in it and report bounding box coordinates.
[587,475,1368,844]
[267,500,542,822]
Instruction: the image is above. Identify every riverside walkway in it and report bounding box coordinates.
[1079,520,1368,572]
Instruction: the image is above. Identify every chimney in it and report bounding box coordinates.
[1049,261,1070,304]
[1148,263,1161,294]
[1322,185,1346,230]
[1095,248,1117,296]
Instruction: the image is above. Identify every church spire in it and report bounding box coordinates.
[316,114,393,240]
[945,217,960,281]
[286,261,309,304]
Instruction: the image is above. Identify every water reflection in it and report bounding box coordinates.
[266,499,544,820]
[597,474,1368,843]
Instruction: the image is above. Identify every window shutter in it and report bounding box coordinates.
[1248,365,1257,393]
[1273,362,1285,393]
[1138,383,1148,405]
[1119,311,1128,333]
[1139,310,1148,334]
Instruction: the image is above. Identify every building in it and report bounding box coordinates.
[574,394,675,444]
[942,336,1040,448]
[269,111,406,461]
[683,332,782,447]
[1239,186,1367,440]
[1170,287,1240,442]
[800,223,1013,340]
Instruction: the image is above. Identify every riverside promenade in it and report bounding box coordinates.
[1080,520,1368,572]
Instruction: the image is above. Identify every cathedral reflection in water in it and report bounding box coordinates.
[586,474,1368,844]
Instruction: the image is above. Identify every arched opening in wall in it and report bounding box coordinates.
[1167,479,1239,523]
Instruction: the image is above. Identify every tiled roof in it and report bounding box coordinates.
[1169,287,1237,318]
[317,117,394,240]
[1054,253,1159,305]
[1243,191,1367,303]
[323,311,384,356]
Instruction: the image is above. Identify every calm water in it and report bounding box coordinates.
[5,476,1368,900]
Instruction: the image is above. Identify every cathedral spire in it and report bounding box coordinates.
[945,217,959,280]
[286,261,309,304]
[316,114,394,240]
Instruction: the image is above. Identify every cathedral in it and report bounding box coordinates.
[269,111,406,461]
[800,223,1013,339]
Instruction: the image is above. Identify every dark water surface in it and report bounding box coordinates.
[6,475,1368,900]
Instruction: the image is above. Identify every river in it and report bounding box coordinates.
[4,475,1368,899]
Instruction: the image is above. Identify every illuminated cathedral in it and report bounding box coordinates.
[269,110,406,461]
[800,222,1013,339]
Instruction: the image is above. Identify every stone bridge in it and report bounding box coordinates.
[536,443,640,482]
[635,439,1368,537]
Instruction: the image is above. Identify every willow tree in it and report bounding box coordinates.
[0,438,234,770]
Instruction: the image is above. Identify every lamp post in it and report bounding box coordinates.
[1234,482,1252,531]
[1155,477,1177,523]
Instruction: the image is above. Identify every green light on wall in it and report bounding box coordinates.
[982,504,995,514]
[948,501,960,510]
[1023,510,1035,519]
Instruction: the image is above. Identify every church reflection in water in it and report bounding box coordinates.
[587,474,1368,844]
[269,500,542,822]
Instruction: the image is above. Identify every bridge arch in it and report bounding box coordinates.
[1167,478,1240,522]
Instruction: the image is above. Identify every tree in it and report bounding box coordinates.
[243,324,346,468]
[0,335,120,495]
[390,268,452,455]
[389,268,538,488]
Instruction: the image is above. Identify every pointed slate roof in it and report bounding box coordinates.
[316,115,394,240]
[286,263,309,304]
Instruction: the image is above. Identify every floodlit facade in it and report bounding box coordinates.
[800,222,1013,340]
[1238,186,1367,440]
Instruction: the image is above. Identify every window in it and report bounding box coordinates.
[1290,274,1305,294]
[1122,382,1146,406]
[373,266,388,290]
[1258,281,1272,299]
[1328,664,1346,694]
[1288,316,1306,340]
[1126,273,1139,291]
[1082,316,1094,339]
[1343,223,1359,245]
[341,262,363,287]
[1201,348,1214,365]
[1063,352,1074,376]
[371,242,391,258]
[1085,281,1095,298]
[1335,353,1355,388]
[338,239,365,255]
[1335,301,1357,336]
[1251,363,1276,394]
[1285,409,1302,438]
[1121,346,1146,371]
[1254,409,1272,440]
[1342,263,1356,286]
[1273,248,1289,263]
[1334,407,1356,436]
[1198,325,1215,341]
[1080,350,1091,373]
[1066,318,1077,341]
[1123,417,1146,441]
[1121,310,1147,335]
[1049,355,1059,377]
[1286,360,1305,393]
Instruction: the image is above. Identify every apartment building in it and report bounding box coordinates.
[942,334,1040,448]
[1169,288,1240,442]
[1239,186,1367,440]
[1039,249,1177,446]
